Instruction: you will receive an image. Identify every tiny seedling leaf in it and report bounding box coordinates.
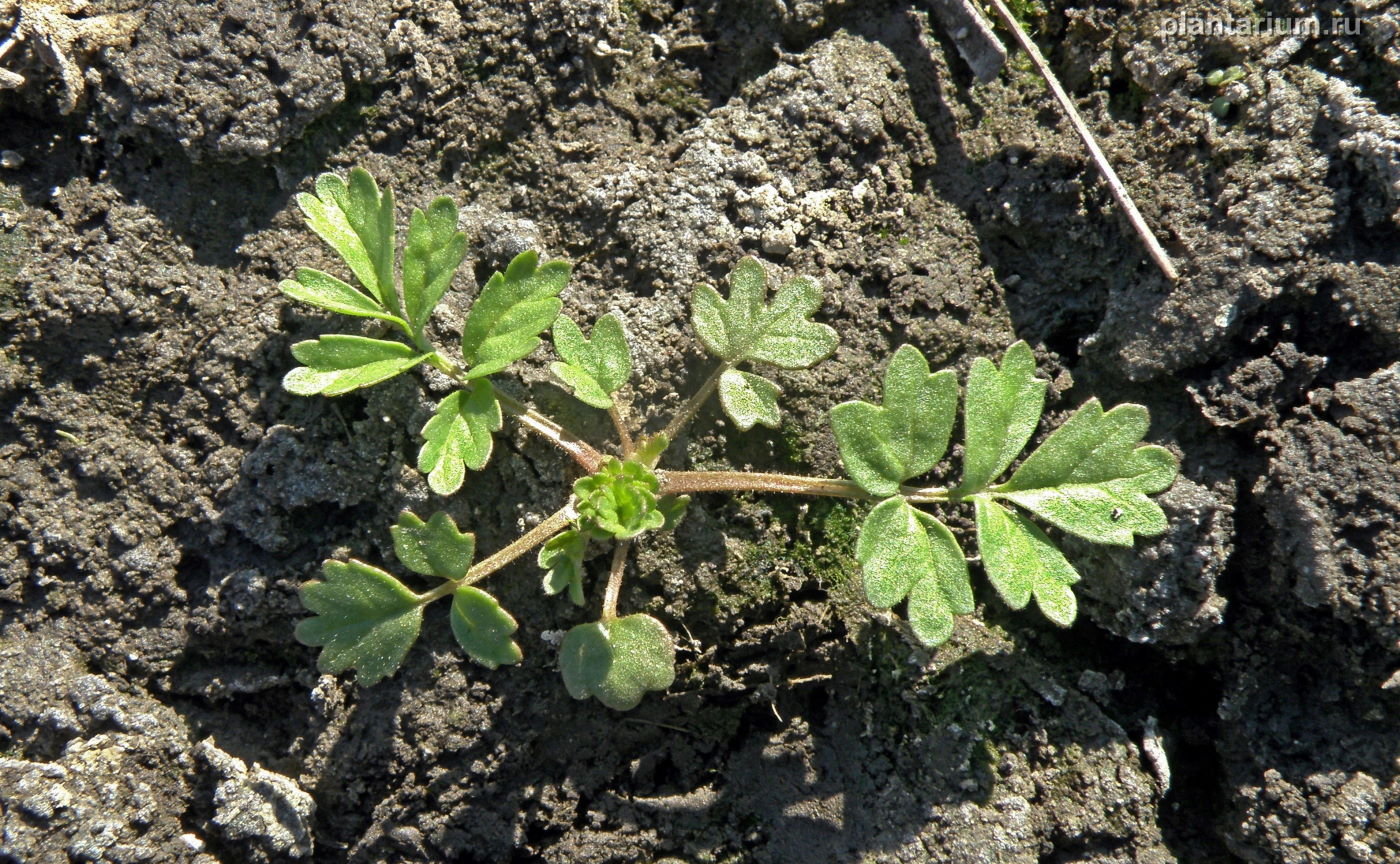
[539,529,588,606]
[657,494,691,531]
[460,251,570,379]
[559,614,676,711]
[418,383,504,495]
[402,196,467,335]
[718,369,781,431]
[297,169,398,315]
[691,257,838,368]
[996,400,1178,546]
[283,334,428,397]
[450,586,523,669]
[279,267,405,325]
[974,496,1079,627]
[831,344,958,497]
[391,510,476,581]
[574,459,666,540]
[550,314,633,409]
[959,341,1047,493]
[855,499,972,647]
[295,559,424,685]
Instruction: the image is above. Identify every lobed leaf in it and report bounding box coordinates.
[283,334,428,397]
[559,614,676,711]
[539,529,588,606]
[295,559,424,685]
[958,341,1047,494]
[417,384,503,495]
[279,267,404,325]
[297,169,398,315]
[574,459,666,540]
[460,251,570,379]
[855,498,972,646]
[391,510,475,581]
[974,496,1079,627]
[402,196,467,335]
[718,369,781,431]
[831,344,958,497]
[691,257,838,369]
[996,400,1178,546]
[550,314,633,409]
[450,586,522,669]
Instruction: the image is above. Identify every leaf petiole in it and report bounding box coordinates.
[601,540,631,622]
[660,362,730,445]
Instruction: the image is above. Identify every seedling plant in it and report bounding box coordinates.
[283,168,1178,710]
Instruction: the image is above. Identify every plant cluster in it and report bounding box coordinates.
[282,168,1178,710]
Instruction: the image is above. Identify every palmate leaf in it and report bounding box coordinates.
[295,559,424,685]
[831,344,958,497]
[392,510,476,581]
[450,586,522,669]
[559,614,676,711]
[718,369,781,431]
[855,498,972,647]
[996,400,1178,546]
[283,334,428,397]
[973,497,1079,627]
[691,257,839,369]
[460,251,570,379]
[403,197,467,335]
[550,314,632,409]
[958,341,1047,494]
[418,383,504,495]
[297,169,398,316]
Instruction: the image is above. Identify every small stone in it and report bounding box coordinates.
[0,150,21,168]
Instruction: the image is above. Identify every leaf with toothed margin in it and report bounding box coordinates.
[460,250,570,379]
[391,510,476,581]
[559,614,676,711]
[690,257,838,368]
[295,559,424,685]
[296,168,398,315]
[417,383,503,495]
[718,369,781,431]
[550,314,633,409]
[450,586,522,669]
[282,335,428,397]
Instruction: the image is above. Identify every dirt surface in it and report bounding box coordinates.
[1,0,1398,861]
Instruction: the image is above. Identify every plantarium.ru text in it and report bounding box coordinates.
[282,168,1178,710]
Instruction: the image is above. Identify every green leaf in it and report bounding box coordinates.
[391,510,476,580]
[995,400,1178,546]
[402,196,467,334]
[460,251,570,379]
[279,267,405,325]
[283,334,428,397]
[959,341,1047,493]
[297,169,398,315]
[657,495,690,531]
[855,499,972,648]
[539,529,588,606]
[295,559,424,685]
[550,314,632,409]
[974,496,1079,627]
[690,257,838,368]
[417,383,504,495]
[559,614,676,711]
[831,344,958,497]
[450,586,522,669]
[633,433,669,468]
[718,369,781,431]
[574,459,666,540]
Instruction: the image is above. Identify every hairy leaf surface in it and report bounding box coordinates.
[297,169,398,314]
[997,400,1177,545]
[974,497,1079,627]
[691,257,837,368]
[450,586,522,669]
[831,344,957,497]
[959,341,1047,493]
[559,614,676,711]
[392,510,476,581]
[539,529,588,606]
[283,335,427,396]
[280,267,404,324]
[295,559,423,685]
[460,251,570,379]
[718,369,781,431]
[856,498,972,646]
[418,384,503,495]
[550,314,632,409]
[402,197,467,334]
